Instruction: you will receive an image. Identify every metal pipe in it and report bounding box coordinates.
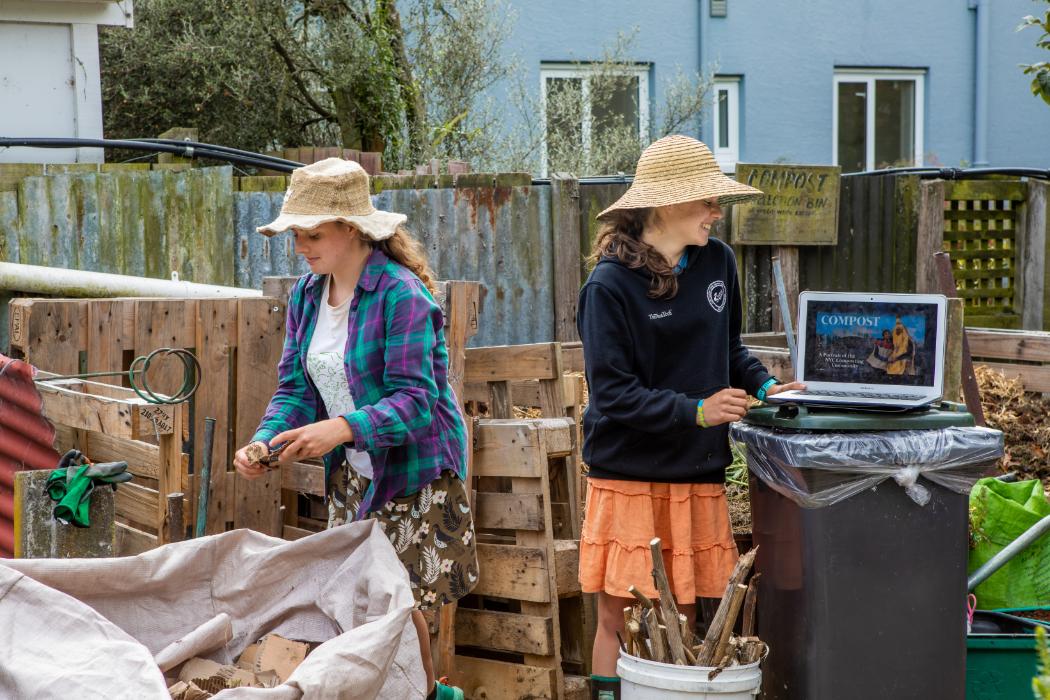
[973,0,990,167]
[968,513,1050,592]
[195,417,216,538]
[0,261,261,298]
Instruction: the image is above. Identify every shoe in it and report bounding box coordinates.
[591,674,620,700]
[429,677,465,700]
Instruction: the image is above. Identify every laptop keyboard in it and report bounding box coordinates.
[795,390,920,401]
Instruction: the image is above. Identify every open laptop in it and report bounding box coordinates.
[767,291,948,409]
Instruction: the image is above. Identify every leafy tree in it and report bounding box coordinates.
[99,0,305,152]
[100,0,514,169]
[1020,2,1050,105]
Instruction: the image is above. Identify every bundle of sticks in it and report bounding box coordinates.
[621,538,767,679]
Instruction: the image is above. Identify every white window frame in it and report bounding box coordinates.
[539,62,650,177]
[712,77,740,173]
[832,69,925,172]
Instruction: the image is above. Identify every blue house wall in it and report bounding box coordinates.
[498,0,1050,170]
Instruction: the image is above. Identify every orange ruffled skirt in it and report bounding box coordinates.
[579,478,739,602]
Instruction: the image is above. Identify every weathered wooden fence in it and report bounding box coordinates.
[735,174,1049,332]
[1,163,1047,342]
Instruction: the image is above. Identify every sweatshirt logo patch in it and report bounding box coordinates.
[707,280,727,312]
[648,310,673,320]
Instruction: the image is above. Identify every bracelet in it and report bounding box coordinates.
[756,377,778,402]
[696,399,710,429]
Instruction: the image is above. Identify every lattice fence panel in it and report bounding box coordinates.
[943,180,1027,328]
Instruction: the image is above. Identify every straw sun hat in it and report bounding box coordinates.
[597,135,763,219]
[256,158,407,240]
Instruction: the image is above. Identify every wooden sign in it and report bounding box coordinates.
[730,164,841,246]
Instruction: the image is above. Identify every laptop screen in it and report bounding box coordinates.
[803,300,941,387]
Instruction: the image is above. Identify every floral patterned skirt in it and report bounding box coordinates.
[327,463,479,610]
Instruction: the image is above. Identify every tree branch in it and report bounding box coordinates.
[269,37,336,121]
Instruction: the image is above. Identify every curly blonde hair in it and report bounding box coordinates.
[588,208,679,299]
[373,226,438,295]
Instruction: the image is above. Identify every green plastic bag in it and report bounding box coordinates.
[969,477,1050,610]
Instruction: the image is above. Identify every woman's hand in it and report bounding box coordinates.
[765,381,806,397]
[234,441,270,481]
[271,418,354,465]
[702,388,749,426]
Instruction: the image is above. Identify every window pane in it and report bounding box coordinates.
[545,77,584,167]
[590,74,641,172]
[591,75,640,136]
[874,79,915,168]
[837,81,867,173]
[717,89,730,149]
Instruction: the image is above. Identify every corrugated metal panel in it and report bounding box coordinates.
[2,166,234,284]
[235,186,555,347]
[233,191,309,290]
[0,354,60,557]
[379,185,553,347]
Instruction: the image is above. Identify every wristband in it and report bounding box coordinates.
[696,399,710,429]
[756,377,778,402]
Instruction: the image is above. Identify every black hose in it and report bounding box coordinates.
[0,137,300,172]
[138,138,305,169]
[548,165,1050,188]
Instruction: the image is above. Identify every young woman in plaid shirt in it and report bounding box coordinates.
[234,158,477,700]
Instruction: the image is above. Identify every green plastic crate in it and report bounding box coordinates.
[966,634,1038,699]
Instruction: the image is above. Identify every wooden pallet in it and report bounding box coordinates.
[453,417,588,700]
[10,295,286,540]
[34,372,188,550]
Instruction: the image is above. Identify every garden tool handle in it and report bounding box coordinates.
[968,512,1050,592]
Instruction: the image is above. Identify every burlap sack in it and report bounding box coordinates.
[1,521,426,699]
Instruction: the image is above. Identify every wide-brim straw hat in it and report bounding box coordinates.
[256,158,407,240]
[597,135,763,219]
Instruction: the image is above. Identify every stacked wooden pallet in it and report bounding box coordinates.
[454,417,588,700]
[453,341,592,699]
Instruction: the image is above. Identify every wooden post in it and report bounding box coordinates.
[261,276,300,304]
[943,299,965,403]
[771,247,799,334]
[156,403,183,544]
[435,281,481,681]
[1021,179,1049,330]
[934,253,986,425]
[551,175,582,343]
[156,127,199,165]
[167,492,185,543]
[916,180,946,294]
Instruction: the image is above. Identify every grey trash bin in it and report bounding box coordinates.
[731,405,1003,700]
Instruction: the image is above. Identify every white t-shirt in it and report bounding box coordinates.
[305,275,374,479]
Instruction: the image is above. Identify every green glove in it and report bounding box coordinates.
[45,450,133,528]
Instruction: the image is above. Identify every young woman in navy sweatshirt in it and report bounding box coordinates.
[577,135,803,700]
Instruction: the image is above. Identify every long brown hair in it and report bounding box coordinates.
[374,226,438,295]
[588,207,679,299]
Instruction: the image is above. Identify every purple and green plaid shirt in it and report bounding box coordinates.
[252,248,468,518]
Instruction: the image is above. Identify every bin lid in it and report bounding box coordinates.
[742,401,975,431]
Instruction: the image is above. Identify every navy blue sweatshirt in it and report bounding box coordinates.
[576,237,772,483]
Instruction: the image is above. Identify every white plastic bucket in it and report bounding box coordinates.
[617,650,763,699]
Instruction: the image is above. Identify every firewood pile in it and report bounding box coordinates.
[621,538,767,680]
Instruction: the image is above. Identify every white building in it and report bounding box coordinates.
[0,1,134,163]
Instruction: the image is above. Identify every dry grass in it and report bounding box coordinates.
[976,365,1050,482]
